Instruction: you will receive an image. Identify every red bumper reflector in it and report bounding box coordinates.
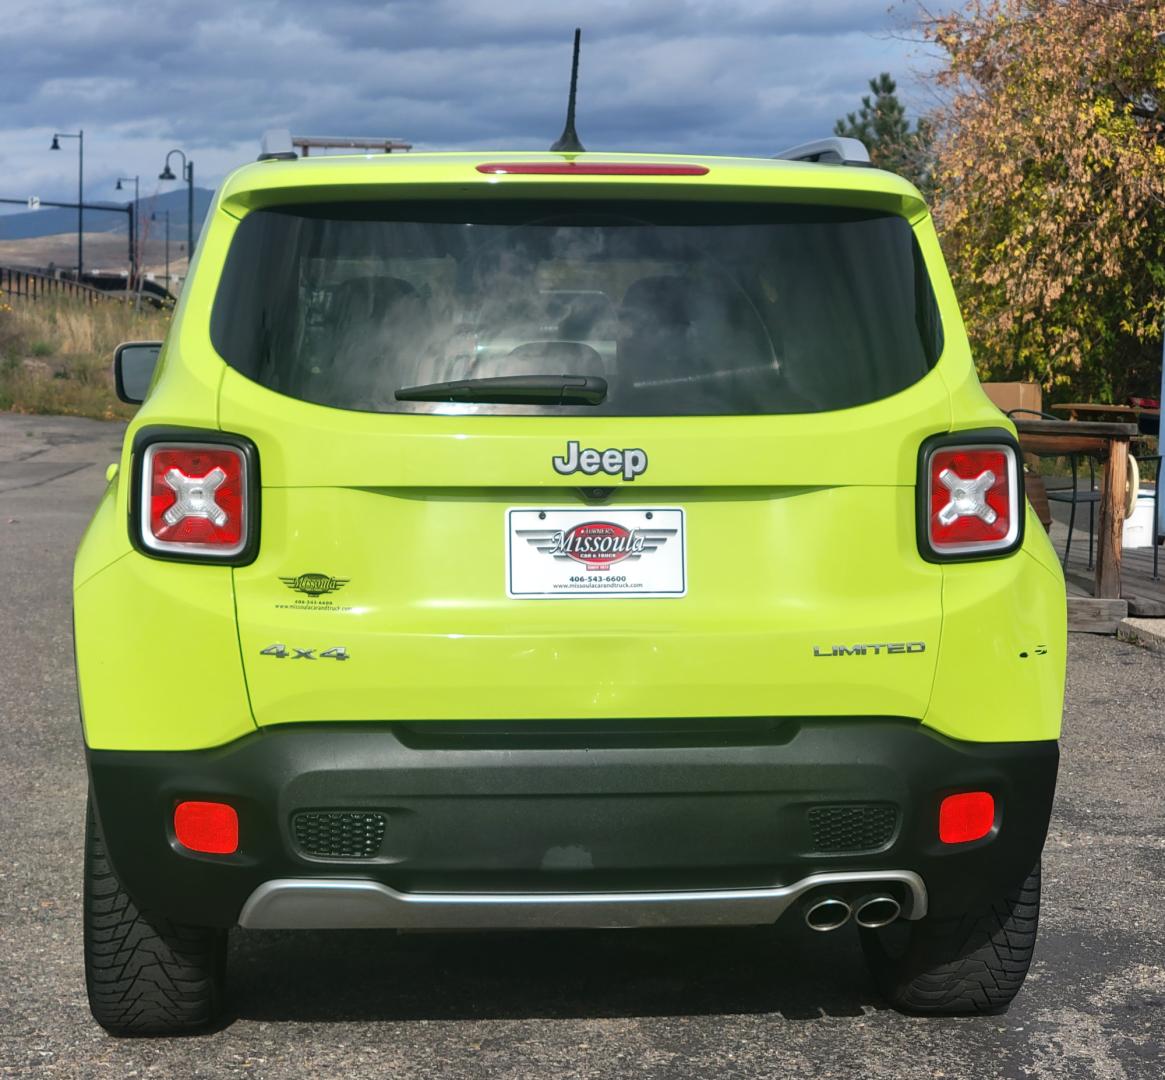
[939,791,995,844]
[174,801,239,854]
[476,162,710,176]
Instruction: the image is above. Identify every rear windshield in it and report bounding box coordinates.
[211,200,943,416]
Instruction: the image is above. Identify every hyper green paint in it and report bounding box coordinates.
[74,151,1065,751]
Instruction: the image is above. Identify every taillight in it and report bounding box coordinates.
[918,432,1023,560]
[939,791,996,844]
[132,431,258,563]
[174,800,239,854]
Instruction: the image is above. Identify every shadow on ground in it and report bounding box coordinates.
[227,921,883,1025]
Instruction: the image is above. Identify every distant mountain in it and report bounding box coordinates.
[0,187,214,241]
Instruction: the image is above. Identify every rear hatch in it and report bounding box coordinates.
[215,187,949,726]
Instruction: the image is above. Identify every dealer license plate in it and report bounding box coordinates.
[506,508,686,599]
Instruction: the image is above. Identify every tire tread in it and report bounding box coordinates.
[862,862,1041,1015]
[84,798,225,1036]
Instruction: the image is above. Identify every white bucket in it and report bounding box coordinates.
[1123,488,1158,549]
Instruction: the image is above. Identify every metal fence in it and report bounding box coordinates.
[0,266,122,304]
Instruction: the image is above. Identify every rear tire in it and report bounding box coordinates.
[860,861,1041,1015]
[84,796,226,1036]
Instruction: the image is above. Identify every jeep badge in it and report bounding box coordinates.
[552,441,648,482]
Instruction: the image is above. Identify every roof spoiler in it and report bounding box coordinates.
[773,137,871,167]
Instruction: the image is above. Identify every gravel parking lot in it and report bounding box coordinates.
[1,413,1162,1079]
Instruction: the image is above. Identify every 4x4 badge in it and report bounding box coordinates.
[280,573,349,598]
[553,441,647,482]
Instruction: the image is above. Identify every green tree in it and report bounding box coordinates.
[921,0,1165,401]
[834,73,935,193]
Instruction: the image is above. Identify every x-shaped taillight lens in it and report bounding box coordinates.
[936,465,998,527]
[925,442,1020,557]
[140,443,248,557]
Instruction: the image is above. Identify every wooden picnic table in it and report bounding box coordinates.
[1051,402,1160,423]
[1013,418,1140,599]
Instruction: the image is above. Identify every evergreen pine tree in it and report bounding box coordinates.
[835,73,934,194]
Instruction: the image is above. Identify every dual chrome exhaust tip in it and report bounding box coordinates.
[803,892,902,932]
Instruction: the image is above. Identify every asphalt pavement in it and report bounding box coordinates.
[1,412,1162,1079]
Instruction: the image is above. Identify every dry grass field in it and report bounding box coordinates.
[0,293,166,419]
[0,231,189,280]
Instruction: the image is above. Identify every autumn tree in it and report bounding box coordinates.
[834,72,935,194]
[921,0,1165,401]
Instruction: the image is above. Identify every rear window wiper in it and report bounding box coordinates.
[395,374,607,405]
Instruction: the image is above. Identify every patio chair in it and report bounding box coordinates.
[1007,409,1099,570]
[1076,406,1160,580]
[1145,457,1161,580]
[1009,408,1160,580]
[1134,417,1161,580]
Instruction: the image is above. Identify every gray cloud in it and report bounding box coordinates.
[0,0,945,216]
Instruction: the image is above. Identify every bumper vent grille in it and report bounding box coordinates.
[807,804,898,853]
[292,810,387,860]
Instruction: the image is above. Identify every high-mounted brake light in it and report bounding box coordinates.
[939,791,995,845]
[133,435,257,562]
[476,162,710,176]
[919,434,1022,560]
[174,800,239,855]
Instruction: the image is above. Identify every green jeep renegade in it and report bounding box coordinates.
[75,135,1064,1034]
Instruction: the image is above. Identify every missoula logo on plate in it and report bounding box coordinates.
[550,521,650,571]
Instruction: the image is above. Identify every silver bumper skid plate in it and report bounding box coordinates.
[238,870,928,930]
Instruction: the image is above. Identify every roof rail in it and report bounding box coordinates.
[258,129,297,162]
[257,131,415,162]
[773,137,871,167]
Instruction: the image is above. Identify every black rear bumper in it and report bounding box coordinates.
[86,718,1058,929]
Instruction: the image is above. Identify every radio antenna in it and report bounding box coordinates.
[550,28,586,153]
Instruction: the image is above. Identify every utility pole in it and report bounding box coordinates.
[151,209,172,296]
[116,175,140,287]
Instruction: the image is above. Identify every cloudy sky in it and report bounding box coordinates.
[0,0,945,213]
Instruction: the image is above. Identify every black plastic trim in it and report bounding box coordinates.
[86,718,1058,928]
[128,425,261,566]
[916,427,1026,564]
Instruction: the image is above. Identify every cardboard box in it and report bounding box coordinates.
[980,381,1043,418]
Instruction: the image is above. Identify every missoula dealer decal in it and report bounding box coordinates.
[813,642,927,656]
[276,572,353,613]
[280,573,349,597]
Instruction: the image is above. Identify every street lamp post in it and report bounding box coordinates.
[50,129,84,279]
[115,175,140,286]
[151,209,171,295]
[159,149,195,268]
